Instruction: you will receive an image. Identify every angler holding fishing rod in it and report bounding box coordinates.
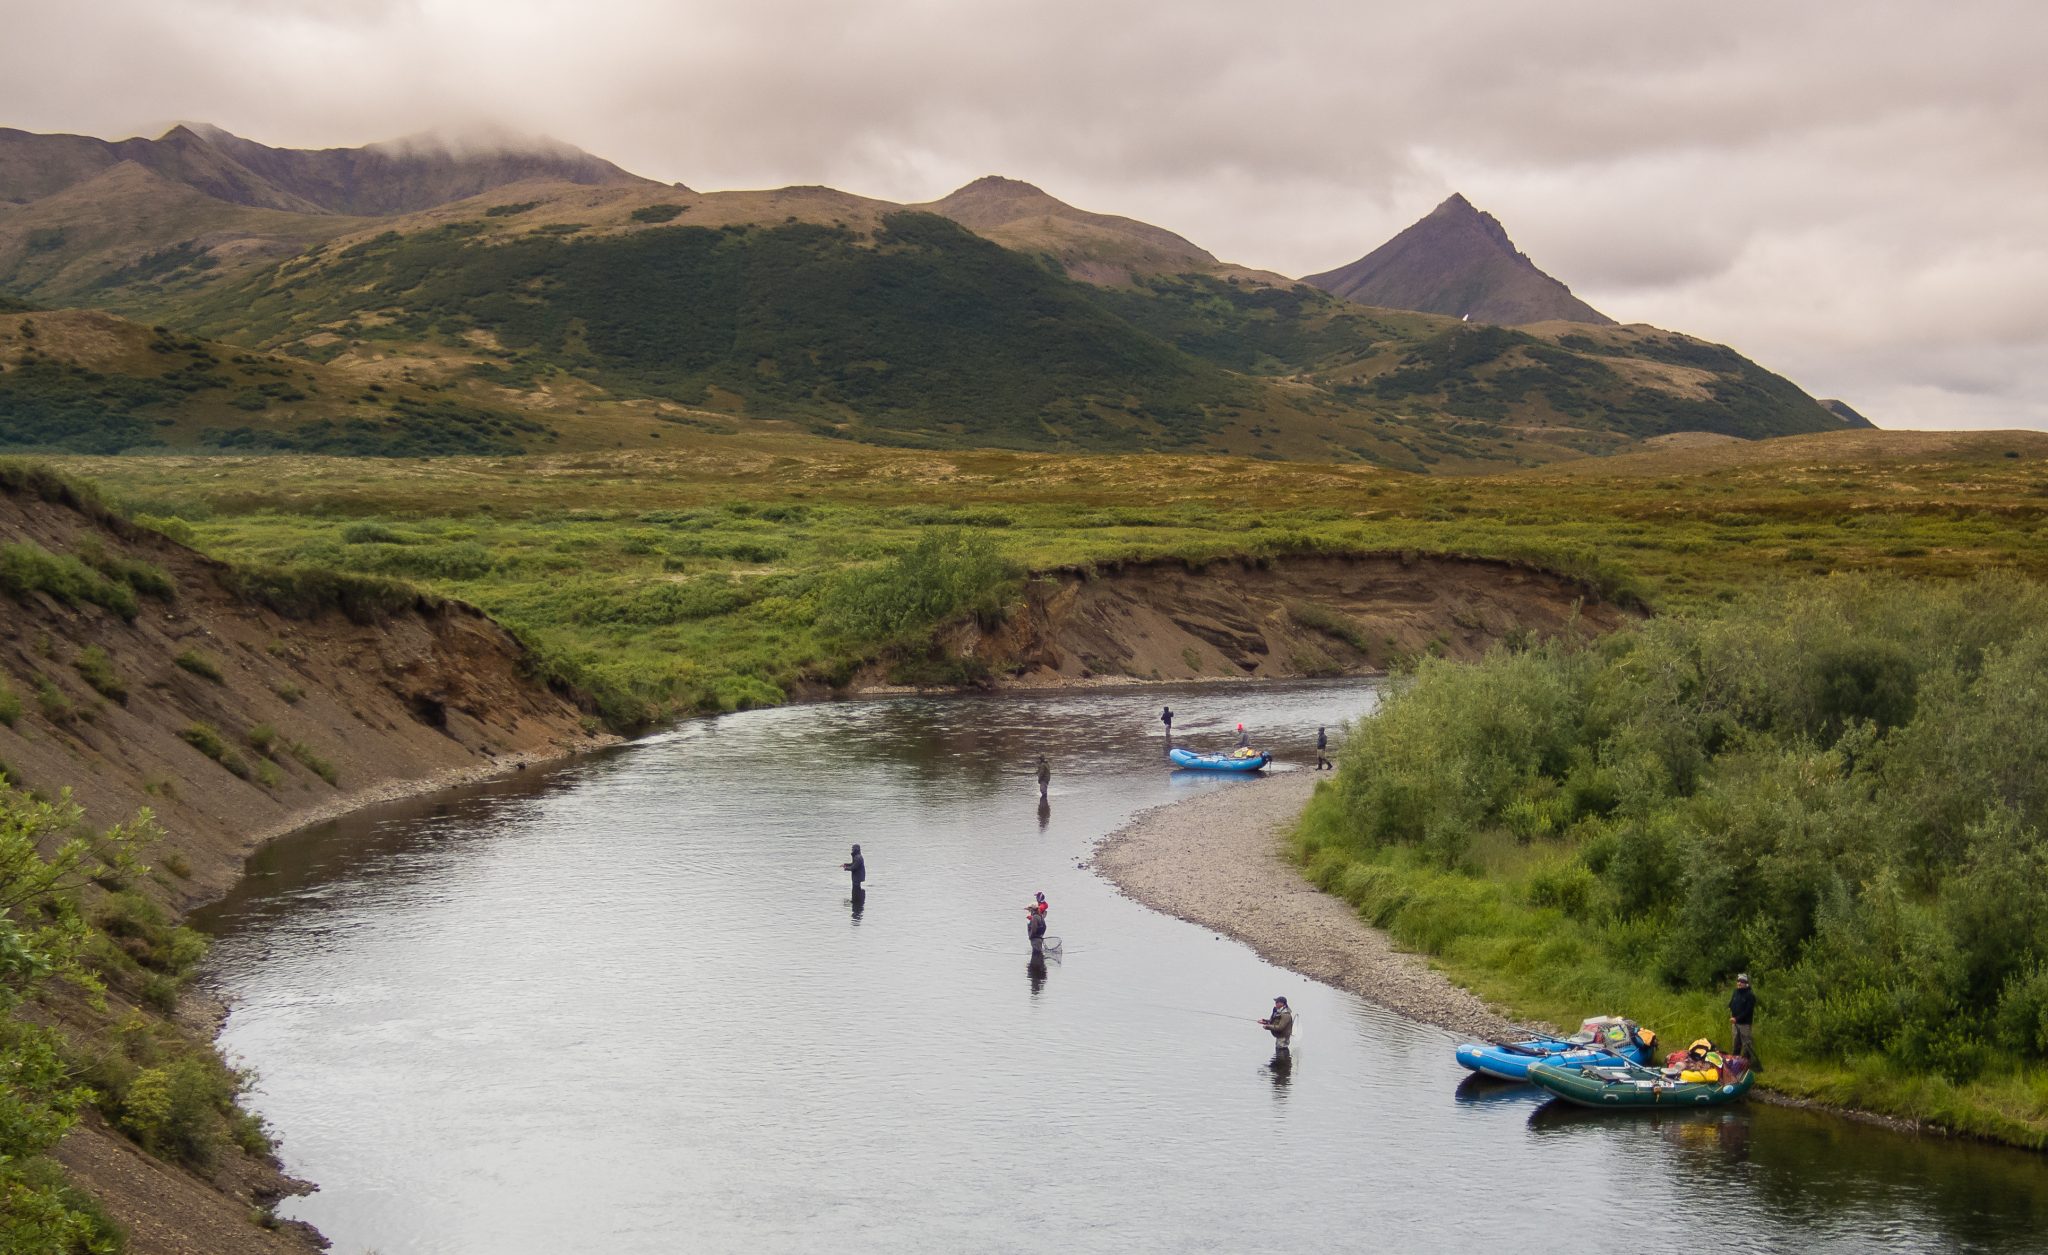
[1260,997,1294,1054]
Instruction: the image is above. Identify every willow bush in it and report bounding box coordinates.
[1299,574,2048,1133]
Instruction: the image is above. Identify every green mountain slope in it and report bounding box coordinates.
[0,308,554,455]
[180,213,1243,450]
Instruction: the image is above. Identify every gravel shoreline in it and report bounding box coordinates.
[1090,770,1527,1041]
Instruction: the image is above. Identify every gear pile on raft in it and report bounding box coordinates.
[1457,1014,1759,1110]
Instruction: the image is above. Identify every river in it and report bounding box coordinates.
[197,681,2048,1253]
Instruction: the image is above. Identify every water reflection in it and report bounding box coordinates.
[199,681,2048,1255]
[1265,1049,1294,1096]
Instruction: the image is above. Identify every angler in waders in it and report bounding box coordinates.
[1260,996,1294,1054]
[1026,902,1048,958]
[1037,755,1051,802]
[842,844,865,890]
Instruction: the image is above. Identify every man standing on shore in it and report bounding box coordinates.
[1161,706,1174,738]
[1730,974,1760,1068]
[1315,726,1331,771]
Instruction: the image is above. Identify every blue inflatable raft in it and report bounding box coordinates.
[1455,1016,1654,1082]
[1169,747,1271,772]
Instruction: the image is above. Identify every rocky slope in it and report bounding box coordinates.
[1304,193,1614,326]
[0,464,608,1251]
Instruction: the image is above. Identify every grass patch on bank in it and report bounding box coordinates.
[1295,576,2048,1147]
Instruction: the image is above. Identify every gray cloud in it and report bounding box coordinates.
[4,0,2044,429]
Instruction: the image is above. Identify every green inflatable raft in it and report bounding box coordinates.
[1526,1058,1756,1109]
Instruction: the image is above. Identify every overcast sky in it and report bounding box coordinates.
[7,0,2045,430]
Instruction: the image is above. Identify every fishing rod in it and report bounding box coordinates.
[1136,1001,1268,1024]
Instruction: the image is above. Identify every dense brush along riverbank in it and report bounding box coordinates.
[196,682,2048,1253]
[1295,575,2048,1148]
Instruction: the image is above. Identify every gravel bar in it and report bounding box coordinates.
[1091,770,1528,1041]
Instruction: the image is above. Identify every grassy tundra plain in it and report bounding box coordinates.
[53,426,2048,727]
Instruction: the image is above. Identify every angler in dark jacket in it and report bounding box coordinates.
[1026,904,1047,956]
[1729,974,1760,1068]
[1260,996,1294,1051]
[842,844,865,889]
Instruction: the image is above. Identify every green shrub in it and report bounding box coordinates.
[287,741,338,785]
[275,682,304,704]
[173,650,224,683]
[0,677,19,727]
[178,723,249,778]
[341,521,409,544]
[73,645,126,703]
[0,541,139,620]
[818,530,1017,645]
[76,535,176,599]
[33,679,72,723]
[244,723,278,755]
[221,563,431,623]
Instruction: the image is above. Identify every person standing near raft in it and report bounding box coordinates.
[1235,723,1250,749]
[842,844,865,889]
[1730,974,1761,1069]
[1037,755,1051,801]
[1315,726,1331,771]
[1259,996,1294,1052]
[1161,706,1174,737]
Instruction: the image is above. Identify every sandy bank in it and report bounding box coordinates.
[1090,771,1523,1040]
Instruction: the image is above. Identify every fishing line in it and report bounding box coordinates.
[1133,1001,1266,1023]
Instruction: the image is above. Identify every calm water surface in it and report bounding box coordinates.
[199,682,2048,1253]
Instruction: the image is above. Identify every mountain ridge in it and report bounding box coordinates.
[0,123,1861,467]
[0,124,650,216]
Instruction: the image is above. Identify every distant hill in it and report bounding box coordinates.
[918,176,1284,287]
[0,123,650,215]
[0,124,1855,467]
[1304,194,1613,327]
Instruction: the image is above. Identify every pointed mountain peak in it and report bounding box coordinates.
[152,123,215,146]
[1302,194,1611,326]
